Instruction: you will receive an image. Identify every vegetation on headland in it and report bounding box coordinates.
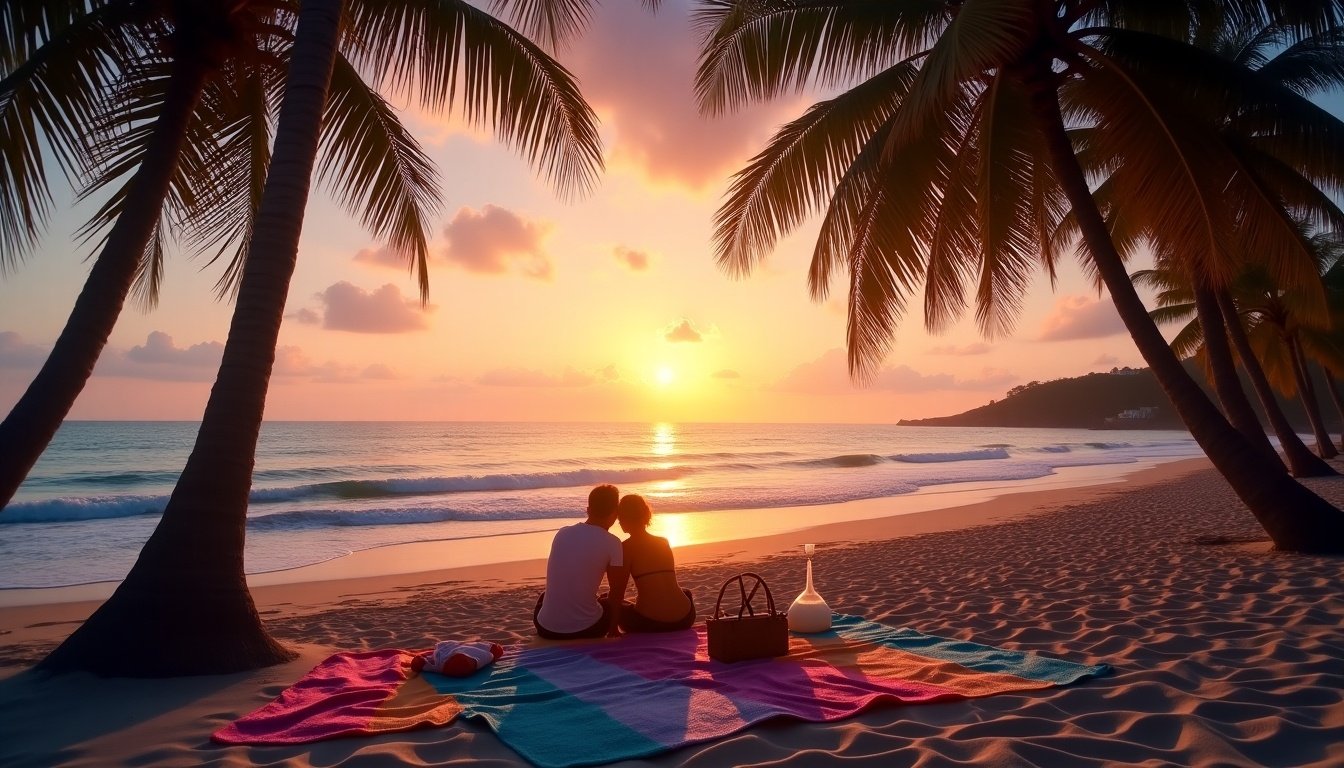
[898,364,1344,432]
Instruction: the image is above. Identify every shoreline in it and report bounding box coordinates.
[3,457,1343,767]
[0,456,1204,612]
[0,456,1207,659]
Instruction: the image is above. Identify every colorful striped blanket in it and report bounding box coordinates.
[214,615,1111,767]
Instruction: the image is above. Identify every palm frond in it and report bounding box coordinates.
[713,55,920,279]
[0,1,144,265]
[1151,302,1197,326]
[1258,27,1344,95]
[1069,42,1238,285]
[130,215,168,309]
[318,52,441,301]
[693,0,946,116]
[187,60,280,300]
[973,74,1051,338]
[883,0,1033,154]
[1170,314,1205,358]
[486,0,594,51]
[345,0,602,198]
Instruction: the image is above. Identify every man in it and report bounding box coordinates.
[533,484,630,639]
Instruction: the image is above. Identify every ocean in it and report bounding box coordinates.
[0,421,1204,591]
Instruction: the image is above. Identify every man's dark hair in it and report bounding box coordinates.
[588,484,620,518]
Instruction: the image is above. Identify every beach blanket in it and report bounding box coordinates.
[214,615,1111,767]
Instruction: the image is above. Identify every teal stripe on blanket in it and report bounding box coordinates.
[426,657,665,768]
[830,614,1113,683]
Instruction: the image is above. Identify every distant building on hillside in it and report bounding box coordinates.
[1104,406,1160,426]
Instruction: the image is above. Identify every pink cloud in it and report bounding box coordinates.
[565,1,803,190]
[287,308,321,325]
[614,245,650,271]
[712,369,741,379]
[87,332,222,382]
[1092,354,1121,366]
[443,205,552,280]
[1039,296,1128,341]
[316,282,429,334]
[773,349,1017,394]
[0,331,49,370]
[665,319,703,343]
[352,245,408,270]
[125,332,222,367]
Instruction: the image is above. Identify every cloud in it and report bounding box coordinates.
[287,308,321,325]
[125,331,223,367]
[665,319,703,343]
[476,366,595,388]
[599,364,620,381]
[443,204,553,280]
[928,342,991,356]
[0,331,49,369]
[1092,354,1120,366]
[563,1,803,190]
[272,346,385,383]
[773,349,1017,394]
[86,332,224,382]
[316,282,429,333]
[352,245,407,270]
[712,369,741,379]
[1039,296,1127,341]
[613,246,650,271]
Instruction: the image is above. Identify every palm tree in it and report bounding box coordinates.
[0,0,444,510]
[1135,265,1335,473]
[1117,19,1344,472]
[694,1,1344,552]
[1232,241,1344,458]
[38,0,603,676]
[0,1,261,509]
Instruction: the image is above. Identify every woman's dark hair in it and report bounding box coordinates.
[617,494,652,531]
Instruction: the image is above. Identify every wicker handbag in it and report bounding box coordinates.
[706,572,790,663]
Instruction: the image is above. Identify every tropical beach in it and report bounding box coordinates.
[3,457,1343,766]
[5,0,1344,766]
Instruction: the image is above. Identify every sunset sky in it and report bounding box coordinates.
[3,2,1339,424]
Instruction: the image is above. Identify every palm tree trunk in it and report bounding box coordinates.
[1029,81,1344,553]
[1216,291,1335,476]
[1288,336,1337,459]
[1191,284,1280,466]
[0,56,210,511]
[1323,371,1344,452]
[38,0,343,676]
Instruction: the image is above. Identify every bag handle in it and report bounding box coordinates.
[712,572,777,618]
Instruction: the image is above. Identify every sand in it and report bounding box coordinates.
[2,456,1342,767]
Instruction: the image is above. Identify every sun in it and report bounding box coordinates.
[655,365,675,387]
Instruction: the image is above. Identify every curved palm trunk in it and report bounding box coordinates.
[1030,83,1344,553]
[0,57,210,510]
[1192,284,1280,466]
[1323,372,1344,452]
[1216,291,1335,476]
[38,0,343,676]
[1287,336,1337,459]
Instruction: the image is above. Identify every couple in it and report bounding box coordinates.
[533,484,695,640]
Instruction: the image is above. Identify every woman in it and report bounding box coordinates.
[615,494,695,632]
